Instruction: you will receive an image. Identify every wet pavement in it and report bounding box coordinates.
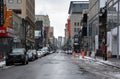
[0,53,115,79]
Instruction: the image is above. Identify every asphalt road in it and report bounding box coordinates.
[0,53,112,79]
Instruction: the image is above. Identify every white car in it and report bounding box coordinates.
[66,50,72,54]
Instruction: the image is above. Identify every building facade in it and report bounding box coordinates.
[88,0,99,51]
[106,0,120,57]
[88,0,120,58]
[35,15,50,46]
[35,20,44,49]
[49,27,54,45]
[68,1,89,49]
[49,27,54,38]
[12,12,25,48]
[6,0,35,49]
[64,23,68,45]
[58,36,63,48]
[80,9,88,51]
[35,15,50,27]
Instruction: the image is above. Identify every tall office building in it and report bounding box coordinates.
[35,15,50,27]
[68,1,89,48]
[58,36,63,48]
[64,23,68,45]
[35,15,50,45]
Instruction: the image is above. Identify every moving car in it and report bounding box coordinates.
[6,48,29,66]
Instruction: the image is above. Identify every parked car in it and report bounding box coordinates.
[40,49,46,56]
[41,47,49,55]
[37,49,43,57]
[27,50,34,61]
[66,50,73,54]
[6,48,29,66]
[31,49,38,59]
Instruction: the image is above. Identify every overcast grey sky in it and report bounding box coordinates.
[35,0,88,38]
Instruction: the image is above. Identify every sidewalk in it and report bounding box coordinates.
[85,56,120,68]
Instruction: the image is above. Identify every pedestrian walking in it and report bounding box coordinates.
[0,54,3,61]
[101,44,107,60]
[72,51,76,58]
[94,49,97,59]
[82,49,85,58]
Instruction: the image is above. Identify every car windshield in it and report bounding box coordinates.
[11,49,25,55]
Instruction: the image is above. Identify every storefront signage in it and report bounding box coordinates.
[0,27,14,37]
[0,28,6,33]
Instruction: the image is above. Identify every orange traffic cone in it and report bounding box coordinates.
[82,50,85,58]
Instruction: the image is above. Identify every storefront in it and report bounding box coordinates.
[88,16,99,51]
[0,27,14,58]
[107,0,120,57]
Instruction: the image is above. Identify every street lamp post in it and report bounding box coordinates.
[99,7,107,60]
[22,18,27,50]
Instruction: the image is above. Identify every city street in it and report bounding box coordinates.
[0,53,119,79]
[1,0,120,79]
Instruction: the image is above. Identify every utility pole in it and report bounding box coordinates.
[22,18,27,51]
[99,6,107,61]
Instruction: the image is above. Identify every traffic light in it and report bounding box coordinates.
[0,0,4,27]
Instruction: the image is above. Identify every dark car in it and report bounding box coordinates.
[6,48,29,66]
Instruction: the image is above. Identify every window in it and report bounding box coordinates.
[74,28,76,32]
[8,0,13,3]
[74,22,79,26]
[77,22,79,26]
[17,0,22,4]
[74,22,76,26]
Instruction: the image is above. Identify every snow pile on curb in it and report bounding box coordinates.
[96,59,113,65]
[84,56,120,68]
[0,61,5,68]
[73,55,120,68]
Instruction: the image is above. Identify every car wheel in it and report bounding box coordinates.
[22,60,27,65]
[26,60,29,64]
[6,61,11,66]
